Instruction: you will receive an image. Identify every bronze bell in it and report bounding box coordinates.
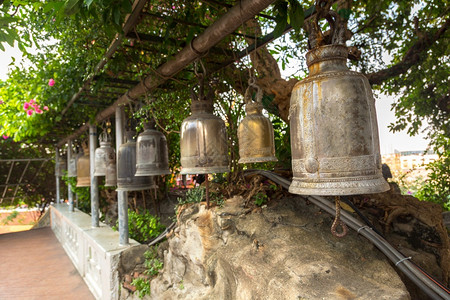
[135,121,171,176]
[76,146,90,187]
[238,80,277,164]
[117,130,156,191]
[180,88,229,174]
[55,155,67,177]
[104,150,117,187]
[68,150,77,177]
[289,14,389,196]
[94,131,115,177]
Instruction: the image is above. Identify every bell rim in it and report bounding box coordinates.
[135,169,171,176]
[238,156,278,164]
[116,184,158,191]
[180,166,229,175]
[289,176,390,196]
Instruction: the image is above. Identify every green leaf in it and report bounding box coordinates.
[113,6,121,25]
[288,0,304,31]
[273,14,288,39]
[84,0,94,9]
[64,0,80,15]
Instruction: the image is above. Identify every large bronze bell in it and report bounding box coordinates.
[94,131,115,177]
[117,130,156,191]
[238,80,277,164]
[55,155,67,177]
[76,147,90,187]
[289,13,389,196]
[180,87,229,174]
[135,121,171,176]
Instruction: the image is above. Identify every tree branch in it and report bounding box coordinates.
[366,17,450,86]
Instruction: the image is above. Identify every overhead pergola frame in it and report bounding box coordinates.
[56,0,331,148]
[0,158,51,205]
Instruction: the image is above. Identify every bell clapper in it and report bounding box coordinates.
[205,173,210,209]
[331,196,348,238]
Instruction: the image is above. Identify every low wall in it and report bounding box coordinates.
[50,204,140,300]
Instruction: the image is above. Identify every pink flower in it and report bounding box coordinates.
[23,102,30,110]
[27,109,33,116]
[2,135,8,139]
[48,78,55,86]
[43,106,49,111]
[0,100,4,104]
[29,99,35,104]
[35,109,43,114]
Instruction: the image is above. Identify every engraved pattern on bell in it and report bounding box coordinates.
[94,132,115,177]
[238,87,278,164]
[289,44,389,196]
[117,131,156,191]
[180,100,229,174]
[76,150,90,187]
[135,123,171,176]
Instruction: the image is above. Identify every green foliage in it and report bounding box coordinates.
[113,209,165,244]
[254,192,268,206]
[62,174,90,213]
[415,135,450,211]
[143,247,164,277]
[130,246,164,298]
[131,277,150,299]
[177,186,205,207]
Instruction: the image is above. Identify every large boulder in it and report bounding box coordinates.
[150,196,410,299]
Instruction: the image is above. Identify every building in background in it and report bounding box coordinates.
[382,150,438,194]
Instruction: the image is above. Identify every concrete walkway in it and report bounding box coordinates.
[0,227,95,300]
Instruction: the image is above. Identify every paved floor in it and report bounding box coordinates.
[0,227,95,300]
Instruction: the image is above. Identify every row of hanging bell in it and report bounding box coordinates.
[288,9,389,196]
[93,131,117,187]
[238,78,277,164]
[117,130,157,191]
[180,80,229,175]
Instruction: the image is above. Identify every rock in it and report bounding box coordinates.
[149,196,411,299]
[119,244,149,276]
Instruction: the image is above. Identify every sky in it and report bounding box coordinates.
[1,44,430,154]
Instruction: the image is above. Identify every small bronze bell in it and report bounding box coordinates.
[76,145,90,187]
[238,79,277,164]
[180,85,229,174]
[117,131,156,191]
[135,120,171,176]
[104,150,117,187]
[67,149,78,177]
[289,11,389,196]
[55,155,67,177]
[94,131,115,177]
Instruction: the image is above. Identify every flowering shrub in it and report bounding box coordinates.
[23,99,48,116]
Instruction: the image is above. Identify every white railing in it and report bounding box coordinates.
[50,204,140,300]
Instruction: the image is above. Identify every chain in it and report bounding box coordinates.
[331,196,348,238]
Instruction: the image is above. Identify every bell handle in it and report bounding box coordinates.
[306,2,346,48]
[244,78,263,105]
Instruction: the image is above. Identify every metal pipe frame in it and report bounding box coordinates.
[89,124,100,227]
[55,147,61,204]
[57,0,277,147]
[68,140,74,212]
[116,106,129,246]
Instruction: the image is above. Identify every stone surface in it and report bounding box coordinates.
[149,196,410,299]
